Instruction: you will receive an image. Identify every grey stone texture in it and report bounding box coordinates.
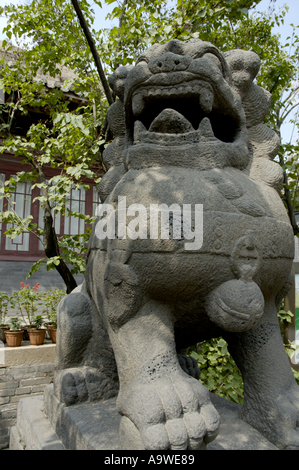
[10,394,64,450]
[53,39,299,450]
[10,385,278,450]
[2,342,56,367]
[0,362,55,449]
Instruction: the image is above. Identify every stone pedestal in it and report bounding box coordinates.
[10,384,278,450]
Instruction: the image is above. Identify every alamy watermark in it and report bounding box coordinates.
[95,197,203,251]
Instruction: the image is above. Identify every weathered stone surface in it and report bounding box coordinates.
[0,362,55,449]
[10,394,64,450]
[11,386,278,450]
[51,38,299,450]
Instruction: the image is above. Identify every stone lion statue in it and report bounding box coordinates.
[53,39,299,450]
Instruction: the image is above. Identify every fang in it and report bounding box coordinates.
[198,117,215,138]
[199,87,214,114]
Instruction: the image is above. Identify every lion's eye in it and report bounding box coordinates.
[202,53,222,71]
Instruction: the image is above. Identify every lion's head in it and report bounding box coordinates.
[99,39,282,202]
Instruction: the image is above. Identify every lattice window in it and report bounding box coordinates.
[64,186,86,236]
[0,161,101,259]
[5,179,32,252]
[93,185,101,216]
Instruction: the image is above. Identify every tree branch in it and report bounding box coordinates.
[281,85,299,106]
[279,154,299,235]
[36,164,78,294]
[114,0,129,69]
[71,0,114,106]
[281,101,299,124]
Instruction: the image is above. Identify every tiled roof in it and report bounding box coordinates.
[0,41,85,100]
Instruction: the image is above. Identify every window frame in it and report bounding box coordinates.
[0,153,102,261]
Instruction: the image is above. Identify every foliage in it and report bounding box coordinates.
[7,317,22,331]
[30,314,44,329]
[2,283,65,328]
[0,291,9,326]
[189,338,244,404]
[190,308,299,405]
[42,288,65,327]
[277,306,294,336]
[0,0,106,291]
[9,282,42,326]
[278,307,299,373]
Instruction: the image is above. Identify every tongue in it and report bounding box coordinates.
[149,108,194,134]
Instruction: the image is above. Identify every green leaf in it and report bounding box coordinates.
[239,8,248,15]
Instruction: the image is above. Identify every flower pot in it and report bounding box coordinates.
[27,328,46,346]
[5,330,23,348]
[48,326,57,344]
[22,327,30,341]
[0,326,9,344]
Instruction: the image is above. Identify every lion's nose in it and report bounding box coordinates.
[148,52,192,74]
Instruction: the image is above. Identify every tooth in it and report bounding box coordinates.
[134,120,147,141]
[198,117,215,138]
[199,87,214,113]
[132,93,145,116]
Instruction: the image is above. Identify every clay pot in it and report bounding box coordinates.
[27,329,46,346]
[0,326,9,344]
[5,330,23,348]
[48,326,57,344]
[22,327,30,341]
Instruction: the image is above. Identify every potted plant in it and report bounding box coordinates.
[0,291,9,343]
[43,289,65,344]
[5,318,23,347]
[10,283,42,339]
[27,315,46,346]
[46,311,57,343]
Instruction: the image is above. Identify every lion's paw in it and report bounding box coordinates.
[117,371,219,450]
[54,366,118,406]
[243,383,299,449]
[178,354,201,380]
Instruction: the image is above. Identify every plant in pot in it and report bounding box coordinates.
[0,291,9,343]
[10,283,42,339]
[43,289,65,344]
[46,310,57,343]
[27,315,46,346]
[5,317,23,347]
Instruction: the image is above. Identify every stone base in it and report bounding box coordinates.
[10,384,278,450]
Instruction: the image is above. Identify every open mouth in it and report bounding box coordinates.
[130,79,242,146]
